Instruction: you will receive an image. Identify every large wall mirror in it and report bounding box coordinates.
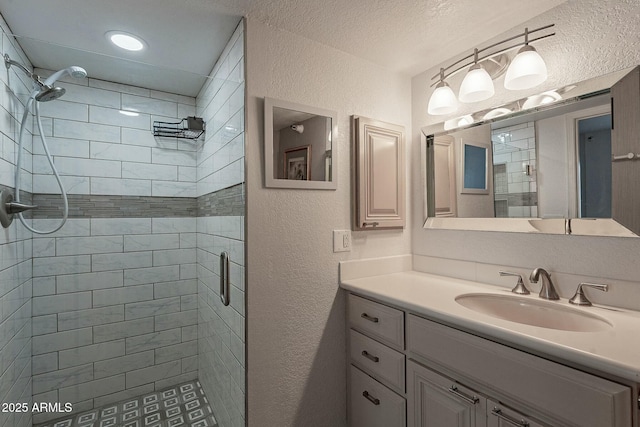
[264,97,337,190]
[422,65,640,237]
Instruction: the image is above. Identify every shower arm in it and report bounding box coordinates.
[4,54,46,89]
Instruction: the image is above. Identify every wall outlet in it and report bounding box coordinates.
[333,230,351,252]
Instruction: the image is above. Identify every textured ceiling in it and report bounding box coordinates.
[0,0,566,96]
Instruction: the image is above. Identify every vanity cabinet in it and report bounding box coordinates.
[352,116,406,230]
[346,292,635,427]
[407,314,631,427]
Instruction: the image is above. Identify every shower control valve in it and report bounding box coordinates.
[0,191,38,228]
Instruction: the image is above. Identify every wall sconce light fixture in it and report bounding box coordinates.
[427,24,555,116]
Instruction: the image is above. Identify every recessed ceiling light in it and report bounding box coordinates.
[106,31,146,51]
[119,110,140,117]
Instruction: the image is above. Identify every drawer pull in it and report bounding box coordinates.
[491,408,529,427]
[362,390,380,405]
[448,385,479,405]
[361,350,379,363]
[361,313,379,323]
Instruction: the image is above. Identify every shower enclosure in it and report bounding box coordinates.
[0,14,245,427]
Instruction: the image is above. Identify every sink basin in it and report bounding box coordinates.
[455,293,612,332]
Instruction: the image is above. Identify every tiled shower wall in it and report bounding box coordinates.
[196,21,246,427]
[491,122,537,218]
[28,66,201,422]
[0,12,245,426]
[0,17,34,427]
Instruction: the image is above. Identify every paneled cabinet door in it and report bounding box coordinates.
[487,400,547,427]
[352,116,406,230]
[611,66,640,235]
[407,360,487,427]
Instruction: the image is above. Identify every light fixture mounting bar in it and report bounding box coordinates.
[430,24,555,83]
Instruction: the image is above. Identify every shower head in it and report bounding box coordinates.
[35,86,66,102]
[43,66,87,86]
[4,54,87,102]
[34,66,86,102]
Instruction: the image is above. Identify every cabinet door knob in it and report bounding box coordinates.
[491,407,530,426]
[361,350,379,363]
[362,390,380,405]
[360,313,379,323]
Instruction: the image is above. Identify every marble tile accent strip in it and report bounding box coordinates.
[31,194,197,218]
[196,183,244,217]
[18,184,245,219]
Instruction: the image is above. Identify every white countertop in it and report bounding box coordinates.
[340,270,640,382]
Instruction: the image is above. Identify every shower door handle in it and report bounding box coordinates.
[219,251,230,306]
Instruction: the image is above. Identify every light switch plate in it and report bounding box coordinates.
[333,230,351,252]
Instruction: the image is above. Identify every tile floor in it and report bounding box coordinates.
[35,381,217,427]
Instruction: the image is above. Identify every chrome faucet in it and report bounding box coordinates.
[529,268,560,300]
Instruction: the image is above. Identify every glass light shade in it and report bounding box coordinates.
[443,118,458,131]
[482,108,511,120]
[458,64,495,103]
[504,45,548,90]
[428,81,458,115]
[521,90,561,109]
[457,115,474,127]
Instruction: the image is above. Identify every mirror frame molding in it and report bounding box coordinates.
[264,97,338,190]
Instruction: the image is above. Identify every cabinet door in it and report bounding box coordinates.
[487,400,547,427]
[407,360,486,427]
[611,66,640,235]
[353,116,405,229]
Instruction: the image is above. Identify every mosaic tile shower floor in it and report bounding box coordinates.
[35,381,217,427]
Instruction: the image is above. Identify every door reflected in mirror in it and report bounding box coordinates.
[264,98,337,190]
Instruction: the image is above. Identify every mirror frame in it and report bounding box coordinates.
[420,66,638,237]
[264,97,338,190]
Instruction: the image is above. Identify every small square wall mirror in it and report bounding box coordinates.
[264,97,337,190]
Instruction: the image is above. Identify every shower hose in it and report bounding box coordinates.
[14,91,69,234]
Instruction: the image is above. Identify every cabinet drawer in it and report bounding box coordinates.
[349,365,405,427]
[407,314,632,427]
[348,294,404,349]
[350,329,405,392]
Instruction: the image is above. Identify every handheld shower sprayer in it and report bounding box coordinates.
[43,65,88,86]
[2,54,87,234]
[36,65,88,102]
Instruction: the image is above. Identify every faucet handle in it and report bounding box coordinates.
[499,271,530,295]
[569,282,608,306]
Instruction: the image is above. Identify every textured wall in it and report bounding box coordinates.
[196,21,246,427]
[411,0,640,282]
[0,16,33,427]
[245,18,412,427]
